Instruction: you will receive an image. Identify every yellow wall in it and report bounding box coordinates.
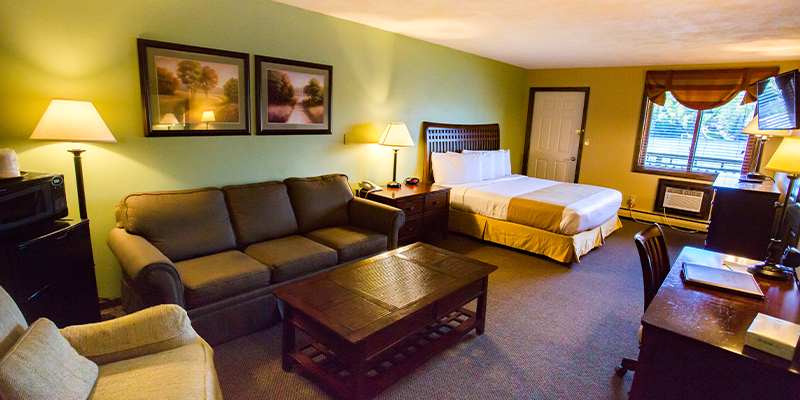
[527,61,800,228]
[0,1,528,297]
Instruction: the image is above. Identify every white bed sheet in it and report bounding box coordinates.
[443,175,622,235]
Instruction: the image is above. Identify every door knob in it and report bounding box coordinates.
[571,157,576,161]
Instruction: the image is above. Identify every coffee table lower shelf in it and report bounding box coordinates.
[286,307,477,399]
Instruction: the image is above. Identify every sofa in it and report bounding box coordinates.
[0,285,221,400]
[107,174,405,345]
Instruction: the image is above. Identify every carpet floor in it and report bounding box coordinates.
[213,219,705,399]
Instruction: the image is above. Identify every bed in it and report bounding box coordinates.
[422,122,623,263]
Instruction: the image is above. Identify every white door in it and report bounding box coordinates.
[525,91,586,182]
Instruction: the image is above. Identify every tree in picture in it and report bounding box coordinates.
[155,56,240,124]
[266,69,325,124]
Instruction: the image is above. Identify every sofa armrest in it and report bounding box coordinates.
[107,227,185,308]
[348,197,405,250]
[60,304,203,365]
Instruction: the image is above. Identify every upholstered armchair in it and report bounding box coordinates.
[0,285,222,399]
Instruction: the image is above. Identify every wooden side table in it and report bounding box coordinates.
[366,183,450,245]
[0,219,101,327]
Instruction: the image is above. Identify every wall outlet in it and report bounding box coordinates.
[627,195,636,208]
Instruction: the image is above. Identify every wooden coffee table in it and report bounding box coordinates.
[273,242,497,400]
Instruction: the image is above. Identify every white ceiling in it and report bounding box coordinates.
[272,0,800,69]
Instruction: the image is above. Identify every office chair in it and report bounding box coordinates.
[616,223,671,377]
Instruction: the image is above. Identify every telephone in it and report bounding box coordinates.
[359,180,382,192]
[404,177,420,185]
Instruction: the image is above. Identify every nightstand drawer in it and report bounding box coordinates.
[425,192,448,211]
[399,215,423,238]
[424,209,447,229]
[396,198,424,217]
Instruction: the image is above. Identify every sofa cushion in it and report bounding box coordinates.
[305,225,388,263]
[222,181,298,247]
[0,318,98,400]
[284,174,354,233]
[244,235,338,283]
[116,188,237,262]
[91,341,217,400]
[174,251,272,309]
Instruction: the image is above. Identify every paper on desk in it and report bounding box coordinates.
[722,261,754,273]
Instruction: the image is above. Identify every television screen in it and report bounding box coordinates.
[757,69,798,130]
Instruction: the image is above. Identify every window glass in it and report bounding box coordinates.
[637,91,756,178]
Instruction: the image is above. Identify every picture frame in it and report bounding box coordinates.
[254,55,332,135]
[137,39,250,137]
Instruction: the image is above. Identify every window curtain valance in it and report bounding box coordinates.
[645,67,779,111]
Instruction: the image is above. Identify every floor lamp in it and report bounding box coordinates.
[741,115,790,181]
[30,99,116,220]
[377,122,414,188]
[749,136,800,280]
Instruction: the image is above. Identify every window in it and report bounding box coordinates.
[634,91,757,179]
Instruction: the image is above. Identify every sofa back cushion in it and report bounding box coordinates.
[115,188,236,262]
[222,181,298,246]
[284,174,354,233]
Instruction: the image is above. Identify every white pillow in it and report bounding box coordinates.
[463,150,506,178]
[431,152,482,184]
[501,149,512,175]
[476,152,495,180]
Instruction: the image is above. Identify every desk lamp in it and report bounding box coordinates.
[377,122,414,188]
[741,115,790,181]
[749,136,800,280]
[30,99,116,219]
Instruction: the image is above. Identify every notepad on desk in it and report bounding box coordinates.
[681,262,765,299]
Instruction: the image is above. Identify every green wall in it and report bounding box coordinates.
[0,1,528,297]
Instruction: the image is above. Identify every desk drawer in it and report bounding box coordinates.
[396,198,424,217]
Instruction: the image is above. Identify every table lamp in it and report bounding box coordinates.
[30,99,116,219]
[741,115,790,181]
[161,113,179,130]
[201,111,215,130]
[748,136,800,280]
[377,122,414,188]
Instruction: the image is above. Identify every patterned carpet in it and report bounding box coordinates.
[213,219,705,399]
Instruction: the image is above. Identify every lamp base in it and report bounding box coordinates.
[743,171,767,181]
[748,262,793,281]
[386,181,401,189]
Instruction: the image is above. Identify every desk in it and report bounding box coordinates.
[629,247,800,400]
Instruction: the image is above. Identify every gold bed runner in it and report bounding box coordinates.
[507,183,606,233]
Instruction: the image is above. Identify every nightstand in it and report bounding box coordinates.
[366,183,450,245]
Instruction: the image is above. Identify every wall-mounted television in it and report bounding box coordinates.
[757,69,798,130]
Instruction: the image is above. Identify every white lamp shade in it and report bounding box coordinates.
[377,122,414,148]
[30,100,115,142]
[161,113,179,124]
[201,111,216,122]
[765,137,800,174]
[742,115,791,137]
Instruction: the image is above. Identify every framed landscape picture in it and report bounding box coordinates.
[255,55,332,135]
[137,39,250,137]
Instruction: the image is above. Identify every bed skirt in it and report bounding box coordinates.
[448,208,622,263]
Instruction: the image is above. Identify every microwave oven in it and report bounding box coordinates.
[0,172,68,232]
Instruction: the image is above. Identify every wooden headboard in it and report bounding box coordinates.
[422,122,500,183]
